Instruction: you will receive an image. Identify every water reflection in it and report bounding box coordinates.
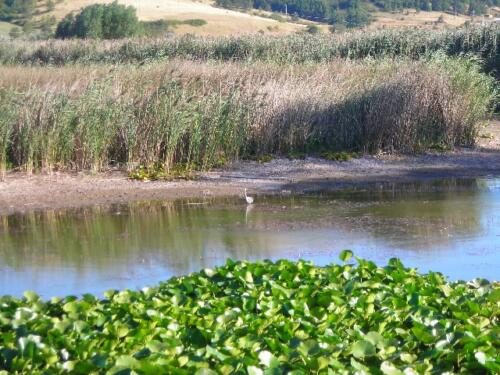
[0,178,498,297]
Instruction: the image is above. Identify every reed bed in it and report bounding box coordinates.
[0,26,498,78]
[0,56,496,177]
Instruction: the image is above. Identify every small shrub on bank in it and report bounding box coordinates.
[0,254,497,373]
[129,163,198,181]
[182,19,207,27]
[321,151,358,161]
[140,19,207,37]
[306,24,320,34]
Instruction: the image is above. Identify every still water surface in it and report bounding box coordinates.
[1,178,499,297]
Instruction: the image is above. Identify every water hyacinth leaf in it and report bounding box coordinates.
[245,271,254,284]
[206,346,228,361]
[339,250,353,262]
[115,355,140,369]
[350,358,369,371]
[146,341,168,353]
[380,361,404,375]
[475,351,488,365]
[204,269,216,277]
[258,351,280,368]
[351,340,376,358]
[488,288,500,302]
[23,291,39,303]
[435,339,448,350]
[365,332,385,348]
[0,256,497,373]
[411,326,436,344]
[247,366,264,375]
[196,369,218,375]
[298,340,320,357]
[400,353,417,364]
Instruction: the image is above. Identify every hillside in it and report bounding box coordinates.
[0,0,498,38]
[217,0,500,28]
[41,0,304,36]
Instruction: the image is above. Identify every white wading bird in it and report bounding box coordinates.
[244,188,254,205]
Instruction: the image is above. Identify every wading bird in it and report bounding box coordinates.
[244,188,254,205]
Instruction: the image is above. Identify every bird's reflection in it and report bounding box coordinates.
[245,204,254,225]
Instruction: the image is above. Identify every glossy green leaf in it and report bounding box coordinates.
[351,340,376,358]
[0,256,496,374]
[339,250,353,262]
[380,361,404,375]
[259,351,280,368]
[247,366,264,375]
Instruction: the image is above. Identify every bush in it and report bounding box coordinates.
[0,255,498,373]
[8,26,21,39]
[182,18,207,27]
[141,19,207,37]
[55,1,140,39]
[140,19,175,37]
[306,24,320,34]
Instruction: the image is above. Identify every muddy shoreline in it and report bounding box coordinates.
[0,147,498,215]
[0,119,498,215]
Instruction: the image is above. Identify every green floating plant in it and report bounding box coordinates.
[0,253,498,374]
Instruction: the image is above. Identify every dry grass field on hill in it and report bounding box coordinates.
[38,0,499,36]
[43,0,303,35]
[368,10,472,29]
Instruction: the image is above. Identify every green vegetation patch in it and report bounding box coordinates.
[216,0,497,28]
[0,254,498,373]
[1,25,497,72]
[141,19,207,37]
[129,163,199,181]
[55,2,141,39]
[321,151,359,161]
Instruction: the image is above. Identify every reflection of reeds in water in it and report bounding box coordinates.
[0,200,280,276]
[0,182,493,276]
[333,179,488,249]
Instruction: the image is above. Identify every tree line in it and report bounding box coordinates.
[0,0,37,21]
[1,0,57,38]
[216,0,499,27]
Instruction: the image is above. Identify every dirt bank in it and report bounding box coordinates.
[1,121,499,216]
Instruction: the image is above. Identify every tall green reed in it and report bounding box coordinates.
[0,90,17,180]
[0,25,497,79]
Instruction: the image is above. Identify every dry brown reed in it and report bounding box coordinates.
[0,57,496,177]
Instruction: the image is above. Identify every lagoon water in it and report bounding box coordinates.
[0,178,499,297]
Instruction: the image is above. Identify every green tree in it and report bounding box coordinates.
[101,1,140,39]
[345,1,371,27]
[74,4,104,38]
[208,0,495,28]
[55,12,75,38]
[19,0,36,20]
[55,1,140,39]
